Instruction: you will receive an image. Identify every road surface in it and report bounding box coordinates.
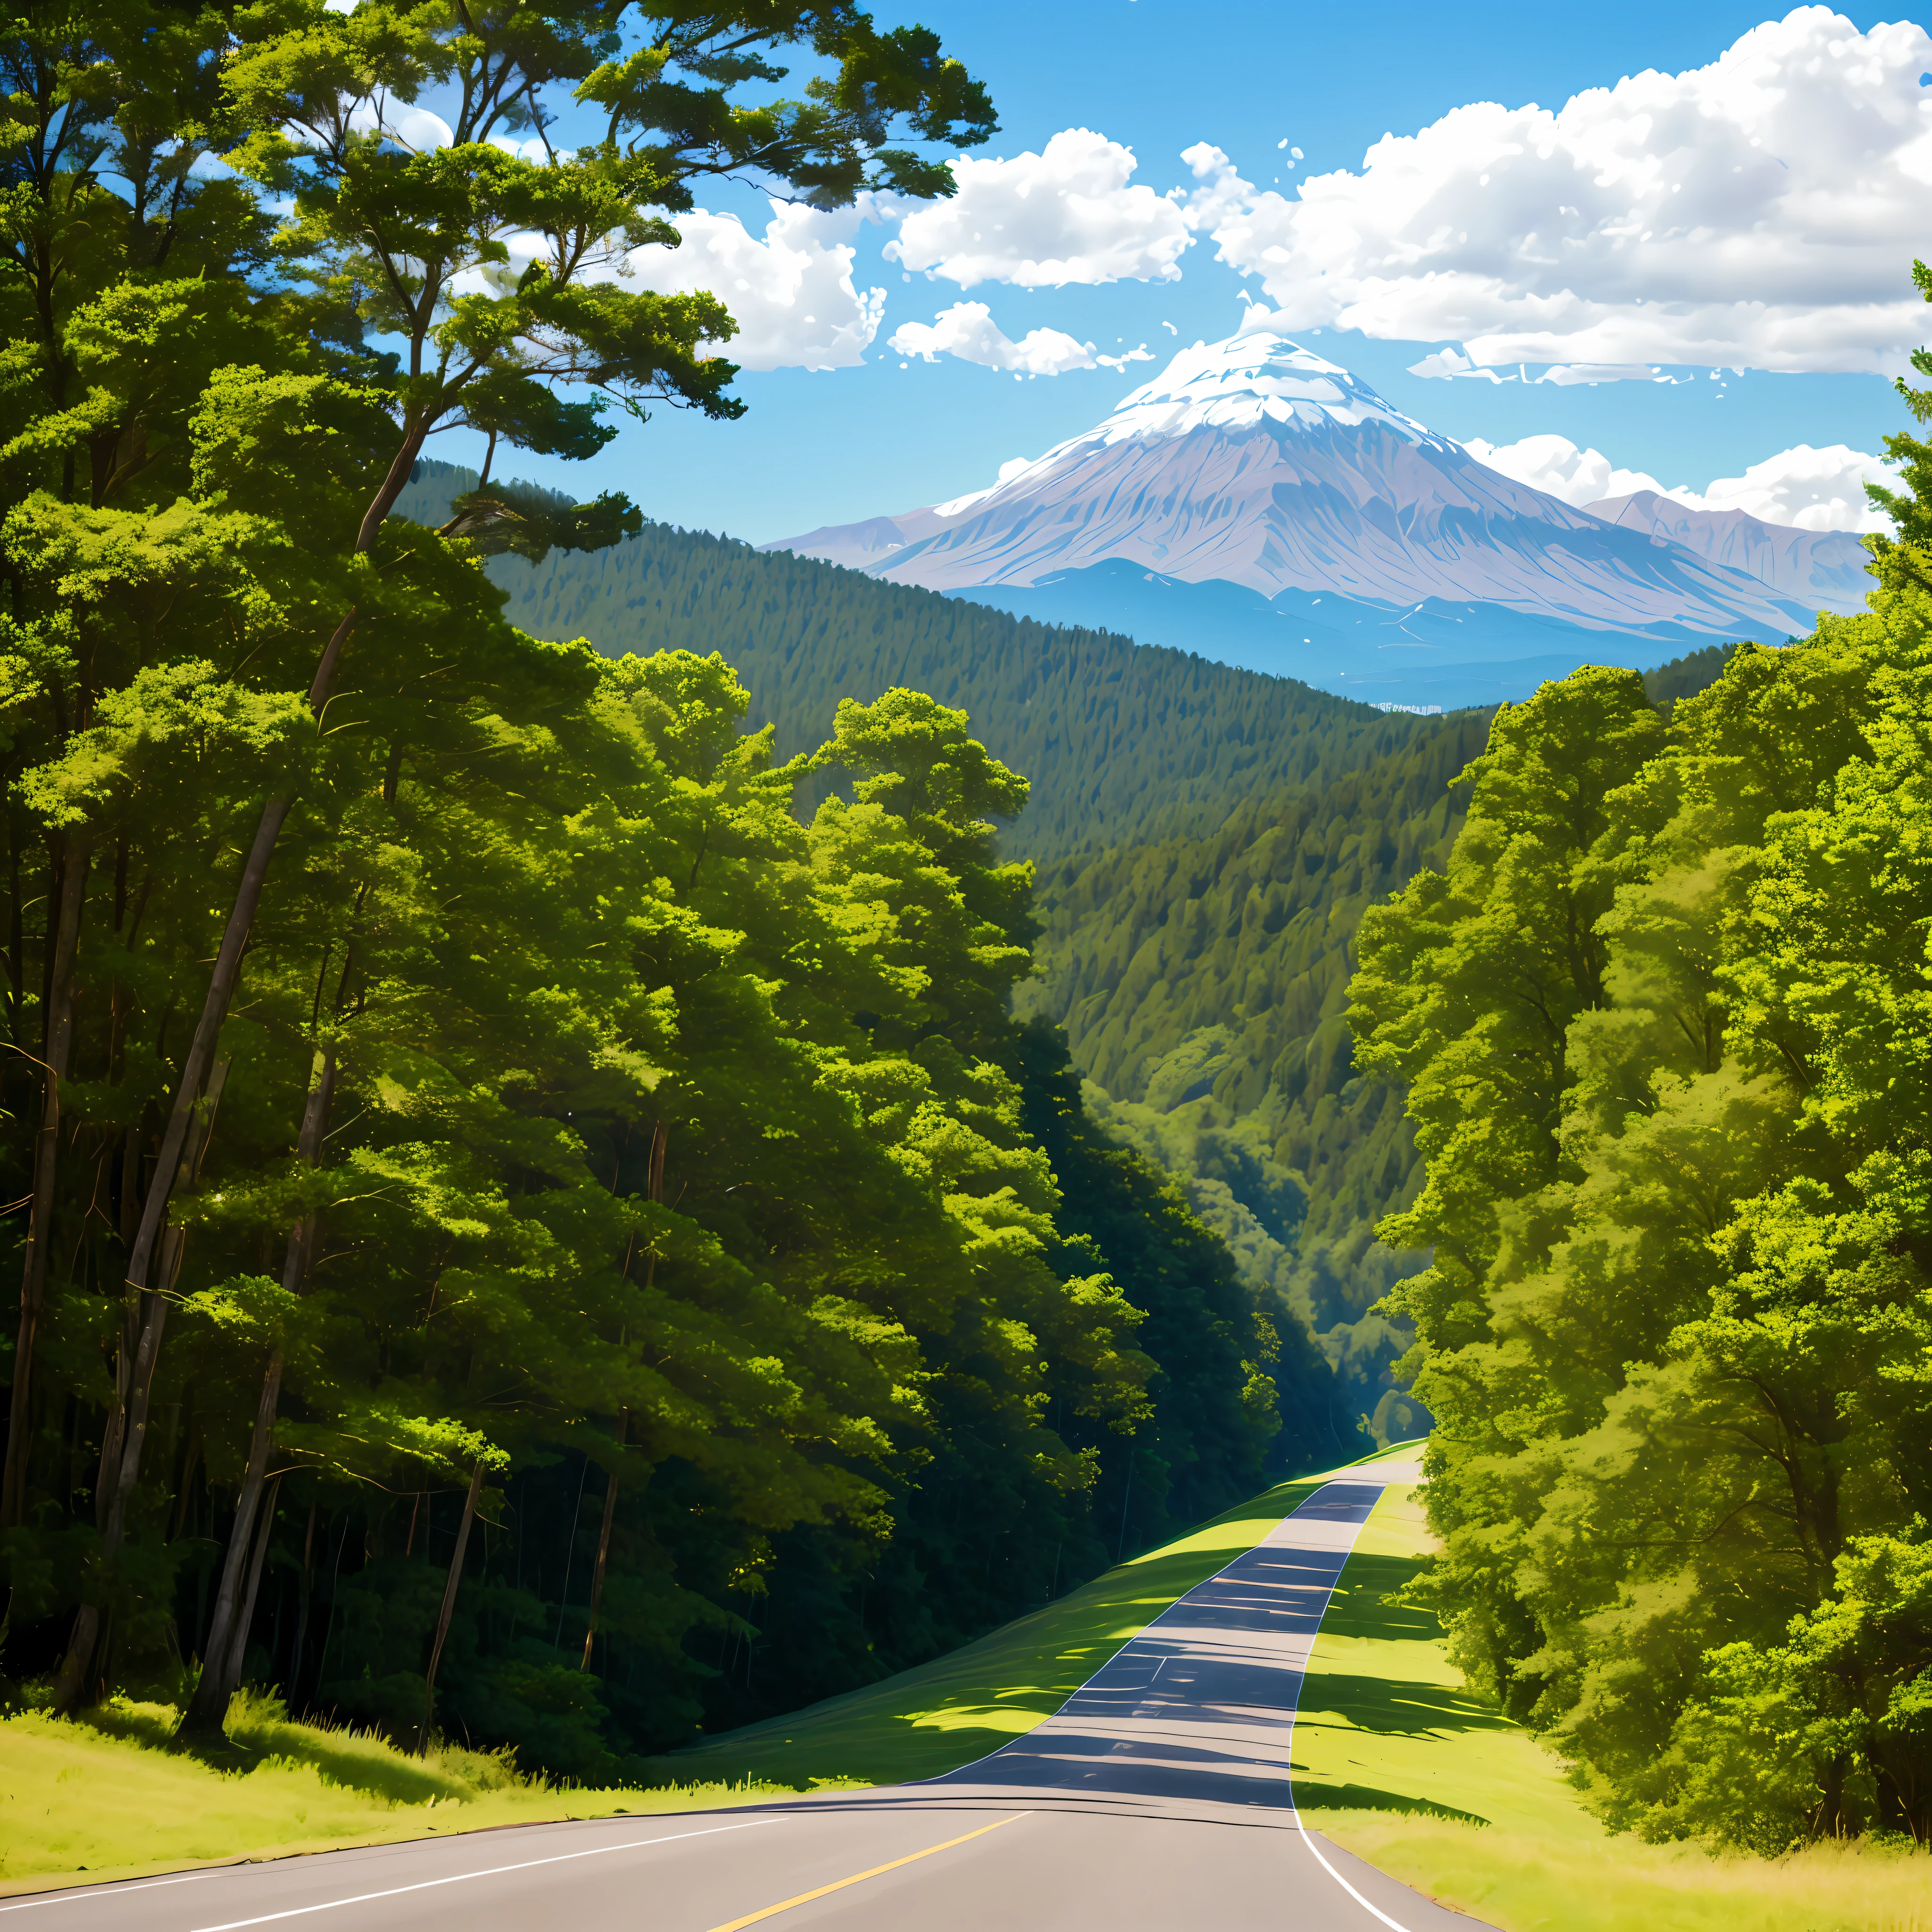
[11,1463,1493,1931]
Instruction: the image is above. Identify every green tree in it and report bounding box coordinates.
[1343,262,1932,1849]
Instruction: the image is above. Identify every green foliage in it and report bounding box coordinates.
[1344,278,1932,1849]
[1023,713,1496,1426]
[395,459,1744,1444]
[0,0,1355,1784]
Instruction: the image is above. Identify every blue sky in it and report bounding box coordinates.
[432,2,1922,542]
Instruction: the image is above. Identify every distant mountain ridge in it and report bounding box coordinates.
[394,460,1447,859]
[771,325,1821,696]
[1581,488,1872,618]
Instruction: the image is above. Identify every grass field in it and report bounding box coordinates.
[1299,1481,1932,1932]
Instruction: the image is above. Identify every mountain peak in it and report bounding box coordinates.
[1096,323,1442,450]
[767,326,1815,653]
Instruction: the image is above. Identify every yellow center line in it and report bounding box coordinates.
[704,1813,1027,1932]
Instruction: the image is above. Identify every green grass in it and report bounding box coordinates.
[22,1448,1923,1925]
[0,1693,797,1897]
[1300,1480,1932,1932]
[653,1445,1418,1789]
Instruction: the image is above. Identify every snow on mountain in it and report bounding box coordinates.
[1582,489,1872,618]
[771,320,1815,649]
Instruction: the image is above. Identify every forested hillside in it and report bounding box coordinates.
[397,461,1441,861]
[397,467,1743,1436]
[1018,716,1491,1432]
[0,0,1363,1782]
[1347,313,1928,1845]
[1017,643,1738,1428]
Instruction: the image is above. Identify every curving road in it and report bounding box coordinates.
[11,1463,1494,1931]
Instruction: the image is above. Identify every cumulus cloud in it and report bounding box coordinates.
[622,202,886,372]
[1466,433,1897,529]
[1464,435,1667,505]
[886,129,1192,288]
[1183,8,1932,375]
[1694,443,1898,531]
[888,301,1104,375]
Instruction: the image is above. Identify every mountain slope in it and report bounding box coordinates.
[398,464,1742,1432]
[1582,487,1872,617]
[772,324,1814,651]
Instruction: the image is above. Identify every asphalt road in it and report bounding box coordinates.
[13,1464,1494,1932]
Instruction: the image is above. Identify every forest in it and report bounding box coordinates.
[453,476,1742,1432]
[0,0,1371,1777]
[1349,286,1932,1846]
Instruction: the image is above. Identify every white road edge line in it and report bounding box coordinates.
[1292,1815,1416,1932]
[185,1819,775,1932]
[0,1874,217,1914]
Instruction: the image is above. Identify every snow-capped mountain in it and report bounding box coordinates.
[772,322,1817,666]
[1582,489,1872,618]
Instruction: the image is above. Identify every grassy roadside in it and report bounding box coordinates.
[0,1691,790,1898]
[651,1445,1416,1789]
[1299,1481,1932,1932]
[0,1447,1395,1894]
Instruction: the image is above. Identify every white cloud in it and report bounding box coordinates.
[1183,8,1932,375]
[488,134,566,164]
[344,100,453,149]
[888,301,1100,375]
[622,201,886,371]
[1464,435,1666,505]
[1466,433,1897,529]
[1409,350,1676,385]
[1539,363,1674,386]
[885,129,1192,289]
[1408,347,1509,383]
[1694,443,1898,531]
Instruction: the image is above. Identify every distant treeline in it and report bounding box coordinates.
[397,462,1446,862]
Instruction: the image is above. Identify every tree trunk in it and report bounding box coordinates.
[579,1413,626,1672]
[86,471,406,1670]
[52,1060,228,1711]
[0,838,88,1527]
[217,1473,281,1703]
[123,801,289,1299]
[288,1504,316,1695]
[179,1052,336,1737]
[418,1460,484,1755]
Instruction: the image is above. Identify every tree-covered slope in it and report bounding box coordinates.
[1016,716,1488,1430]
[1017,644,1741,1433]
[396,461,1443,861]
[395,465,1746,1440]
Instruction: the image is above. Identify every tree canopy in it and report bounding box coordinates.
[0,0,1358,1771]
[1348,267,1932,1848]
